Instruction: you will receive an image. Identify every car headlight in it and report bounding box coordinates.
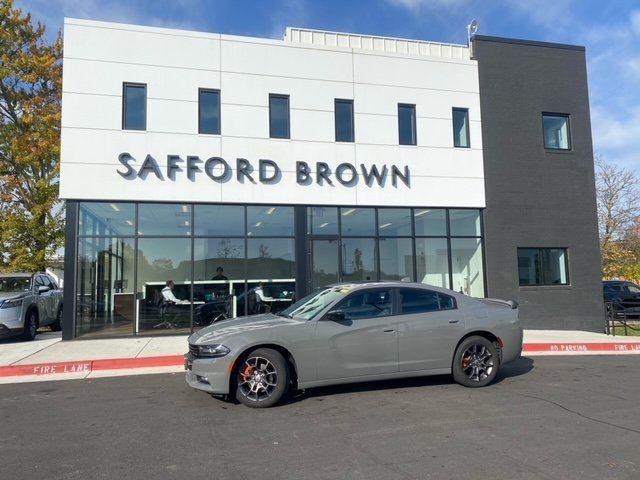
[0,298,23,309]
[197,344,230,358]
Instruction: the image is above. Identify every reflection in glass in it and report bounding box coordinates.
[341,238,376,282]
[378,208,412,236]
[335,99,354,142]
[416,238,449,288]
[453,108,469,147]
[76,237,135,337]
[398,104,416,145]
[123,84,146,130]
[340,208,375,236]
[449,209,481,237]
[137,238,192,332]
[79,202,135,236]
[543,114,570,150]
[309,206,338,235]
[312,239,339,288]
[247,238,295,279]
[451,238,485,297]
[198,89,220,135]
[138,204,192,236]
[269,94,290,139]
[518,248,568,285]
[194,205,244,236]
[247,206,294,236]
[414,209,446,236]
[379,238,414,281]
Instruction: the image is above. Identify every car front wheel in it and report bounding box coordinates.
[23,311,38,341]
[452,336,499,387]
[234,348,289,408]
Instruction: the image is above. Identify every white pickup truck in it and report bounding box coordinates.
[0,273,63,341]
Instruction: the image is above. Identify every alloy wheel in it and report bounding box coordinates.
[461,343,494,382]
[237,356,278,402]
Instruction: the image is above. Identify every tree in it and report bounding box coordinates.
[595,156,640,280]
[0,0,63,272]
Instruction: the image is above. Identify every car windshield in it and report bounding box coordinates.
[0,277,31,293]
[279,286,350,320]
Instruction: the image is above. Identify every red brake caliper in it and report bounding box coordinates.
[462,356,471,369]
[242,365,254,380]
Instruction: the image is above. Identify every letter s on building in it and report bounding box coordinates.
[117,153,137,179]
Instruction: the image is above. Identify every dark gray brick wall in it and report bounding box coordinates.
[472,36,603,332]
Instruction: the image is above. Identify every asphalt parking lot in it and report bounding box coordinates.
[1,356,639,480]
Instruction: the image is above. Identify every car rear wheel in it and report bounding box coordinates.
[234,348,289,408]
[452,336,498,388]
[50,306,63,332]
[23,311,38,341]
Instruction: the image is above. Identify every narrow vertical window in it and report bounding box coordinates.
[335,99,354,142]
[452,108,470,148]
[269,94,290,139]
[398,103,416,145]
[542,113,571,150]
[122,83,146,131]
[198,88,220,134]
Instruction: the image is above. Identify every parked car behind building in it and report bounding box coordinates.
[603,280,640,319]
[0,273,64,340]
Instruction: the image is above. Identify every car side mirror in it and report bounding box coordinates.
[38,285,50,294]
[325,309,346,322]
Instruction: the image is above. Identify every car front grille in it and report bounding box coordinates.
[189,344,199,358]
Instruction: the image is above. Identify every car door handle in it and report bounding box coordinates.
[383,328,395,333]
[448,320,459,324]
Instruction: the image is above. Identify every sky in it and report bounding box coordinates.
[14,0,640,173]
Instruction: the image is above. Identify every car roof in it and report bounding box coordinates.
[325,281,459,295]
[603,280,637,285]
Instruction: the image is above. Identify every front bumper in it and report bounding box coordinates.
[184,353,234,395]
[0,307,23,332]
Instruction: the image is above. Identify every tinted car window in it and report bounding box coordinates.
[35,276,45,287]
[400,289,456,314]
[339,289,392,321]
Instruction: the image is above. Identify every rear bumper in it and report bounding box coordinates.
[501,326,523,364]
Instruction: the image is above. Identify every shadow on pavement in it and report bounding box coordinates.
[276,356,535,406]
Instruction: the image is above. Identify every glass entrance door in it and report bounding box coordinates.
[311,238,340,289]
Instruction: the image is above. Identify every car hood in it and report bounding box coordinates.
[0,292,29,302]
[190,313,305,344]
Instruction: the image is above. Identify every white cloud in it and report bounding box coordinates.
[631,10,640,34]
[386,0,469,11]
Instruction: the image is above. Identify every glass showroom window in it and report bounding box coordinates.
[398,103,417,145]
[451,238,485,297]
[137,237,192,333]
[76,237,135,337]
[335,99,354,142]
[138,203,192,236]
[122,83,146,130]
[452,108,470,148]
[518,248,569,286]
[79,202,135,236]
[379,238,414,281]
[269,94,290,139]
[341,238,376,282]
[247,238,296,314]
[198,88,220,134]
[341,207,376,236]
[414,209,446,236]
[542,113,571,150]
[415,238,449,289]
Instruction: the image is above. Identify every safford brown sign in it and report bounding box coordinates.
[116,153,410,187]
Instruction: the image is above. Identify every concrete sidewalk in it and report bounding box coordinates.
[0,329,639,384]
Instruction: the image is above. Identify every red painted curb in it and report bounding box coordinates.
[0,355,185,378]
[1,343,640,379]
[523,342,640,353]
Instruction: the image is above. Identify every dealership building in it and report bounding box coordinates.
[59,19,603,339]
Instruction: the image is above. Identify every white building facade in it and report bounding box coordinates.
[60,19,601,338]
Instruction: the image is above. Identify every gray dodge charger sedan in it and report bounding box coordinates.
[186,282,522,408]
